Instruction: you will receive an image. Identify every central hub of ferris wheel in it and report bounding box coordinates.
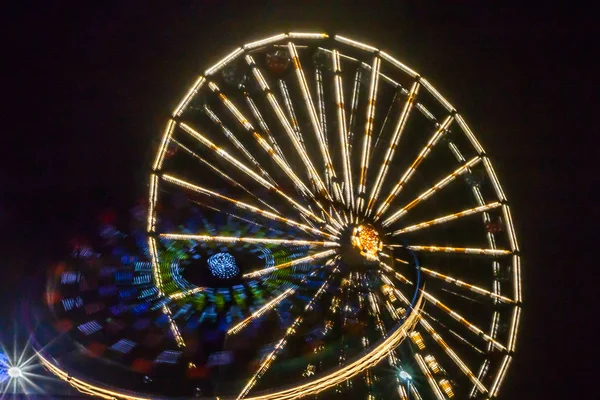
[351,224,383,261]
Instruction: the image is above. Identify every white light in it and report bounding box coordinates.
[399,370,412,381]
[7,367,22,379]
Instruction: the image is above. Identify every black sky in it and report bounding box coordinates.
[2,1,596,398]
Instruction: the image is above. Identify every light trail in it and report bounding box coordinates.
[420,267,514,304]
[366,81,420,216]
[374,115,453,221]
[172,139,281,214]
[288,42,343,201]
[391,202,501,235]
[332,50,354,208]
[382,156,482,227]
[162,174,337,240]
[159,233,339,248]
[245,55,329,197]
[243,249,337,279]
[179,122,326,225]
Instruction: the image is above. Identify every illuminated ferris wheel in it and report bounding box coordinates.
[42,33,521,399]
[144,33,523,399]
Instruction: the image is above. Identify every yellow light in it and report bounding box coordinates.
[351,225,383,261]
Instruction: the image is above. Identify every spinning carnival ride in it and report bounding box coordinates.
[42,33,522,399]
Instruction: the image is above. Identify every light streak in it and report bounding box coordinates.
[244,294,424,400]
[414,353,446,400]
[245,55,329,196]
[366,82,420,215]
[173,139,281,214]
[204,47,244,76]
[228,289,294,335]
[333,50,353,207]
[243,33,288,50]
[404,245,512,256]
[173,76,206,117]
[391,202,501,235]
[152,119,176,171]
[420,290,507,352]
[288,42,342,201]
[357,56,381,212]
[237,260,339,399]
[374,115,454,221]
[420,267,514,303]
[159,234,339,248]
[243,249,337,279]
[179,122,326,224]
[383,156,482,227]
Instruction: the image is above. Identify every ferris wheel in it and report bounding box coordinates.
[41,33,521,400]
[146,33,522,399]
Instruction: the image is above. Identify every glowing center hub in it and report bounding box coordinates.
[7,367,22,378]
[351,225,383,261]
[208,252,239,279]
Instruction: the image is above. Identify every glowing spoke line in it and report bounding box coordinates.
[237,260,340,399]
[244,93,290,168]
[208,82,316,199]
[381,273,489,394]
[159,233,339,248]
[357,56,380,213]
[243,249,337,279]
[418,317,489,394]
[162,174,337,240]
[374,115,454,221]
[379,261,412,285]
[203,103,276,185]
[414,353,446,400]
[279,79,305,150]
[383,156,482,227]
[245,55,329,198]
[420,290,507,352]
[288,42,343,202]
[179,122,326,225]
[402,245,512,256]
[172,139,281,215]
[366,81,420,216]
[244,294,423,400]
[332,50,354,209]
[420,267,514,304]
[229,288,294,336]
[391,202,501,235]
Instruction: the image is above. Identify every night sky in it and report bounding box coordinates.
[2,1,594,398]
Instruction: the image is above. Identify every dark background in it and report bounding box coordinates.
[2,1,595,398]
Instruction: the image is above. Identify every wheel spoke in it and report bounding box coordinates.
[172,138,281,214]
[237,259,340,399]
[366,81,420,216]
[159,233,339,248]
[356,56,381,213]
[382,156,482,227]
[374,115,454,221]
[288,42,343,202]
[401,245,511,256]
[179,122,326,225]
[391,202,501,235]
[413,352,446,400]
[243,249,337,279]
[332,50,355,209]
[245,55,329,197]
[420,267,514,304]
[420,289,507,352]
[162,174,337,240]
[208,82,319,200]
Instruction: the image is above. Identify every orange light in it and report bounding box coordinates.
[351,225,383,261]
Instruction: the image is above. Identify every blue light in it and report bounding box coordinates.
[0,352,10,383]
[208,252,239,279]
[399,370,412,381]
